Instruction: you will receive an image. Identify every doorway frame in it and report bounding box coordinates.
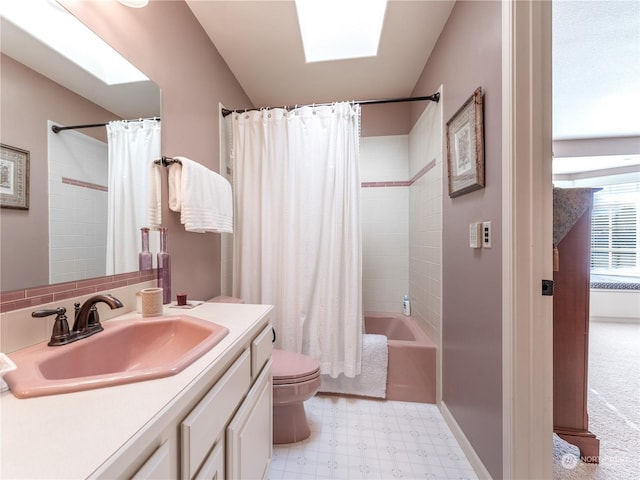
[502,1,554,478]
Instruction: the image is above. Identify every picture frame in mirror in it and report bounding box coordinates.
[0,144,30,210]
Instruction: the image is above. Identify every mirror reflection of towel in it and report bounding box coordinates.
[148,162,162,229]
[168,156,233,233]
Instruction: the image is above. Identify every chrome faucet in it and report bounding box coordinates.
[33,294,123,346]
[73,294,123,340]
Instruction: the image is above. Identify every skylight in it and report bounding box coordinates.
[295,0,387,63]
[0,0,149,85]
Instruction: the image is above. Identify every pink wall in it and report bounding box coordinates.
[360,102,412,137]
[410,2,503,478]
[60,0,253,302]
[0,54,116,291]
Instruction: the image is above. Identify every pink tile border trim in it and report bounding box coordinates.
[361,180,411,188]
[361,158,437,188]
[62,177,108,192]
[0,270,157,313]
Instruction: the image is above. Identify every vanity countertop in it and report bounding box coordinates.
[0,302,272,479]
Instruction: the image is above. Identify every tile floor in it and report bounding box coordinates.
[268,394,478,480]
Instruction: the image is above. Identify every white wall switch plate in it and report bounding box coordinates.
[483,221,492,248]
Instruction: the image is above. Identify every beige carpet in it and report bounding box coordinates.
[553,320,640,479]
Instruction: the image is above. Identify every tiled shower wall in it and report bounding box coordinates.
[48,122,108,284]
[361,97,442,343]
[408,100,443,343]
[361,135,410,313]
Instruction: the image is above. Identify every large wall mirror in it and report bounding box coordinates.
[0,0,161,292]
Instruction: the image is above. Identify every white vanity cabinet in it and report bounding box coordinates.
[88,310,273,480]
[183,355,272,480]
[226,360,272,479]
[1,304,274,480]
[193,441,224,480]
[183,324,273,480]
[131,442,172,479]
[181,349,251,479]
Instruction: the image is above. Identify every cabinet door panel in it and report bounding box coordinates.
[227,360,272,480]
[194,441,224,480]
[131,441,171,480]
[182,350,251,479]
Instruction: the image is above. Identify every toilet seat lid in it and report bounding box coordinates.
[272,349,320,382]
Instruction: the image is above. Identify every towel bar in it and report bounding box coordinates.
[154,156,182,167]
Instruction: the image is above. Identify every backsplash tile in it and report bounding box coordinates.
[1,274,156,353]
[25,282,77,298]
[1,270,156,314]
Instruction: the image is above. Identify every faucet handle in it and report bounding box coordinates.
[32,307,66,318]
[87,305,103,334]
[32,307,73,346]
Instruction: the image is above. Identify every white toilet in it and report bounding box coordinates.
[208,296,321,444]
[271,349,321,444]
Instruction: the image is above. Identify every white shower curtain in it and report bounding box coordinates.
[106,119,161,275]
[232,103,363,378]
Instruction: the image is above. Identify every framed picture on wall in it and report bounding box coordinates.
[446,87,485,198]
[0,144,30,210]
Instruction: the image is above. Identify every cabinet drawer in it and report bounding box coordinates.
[251,324,273,379]
[181,350,251,479]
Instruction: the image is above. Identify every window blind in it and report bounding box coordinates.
[591,182,640,275]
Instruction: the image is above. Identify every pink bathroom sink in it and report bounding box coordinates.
[4,315,229,399]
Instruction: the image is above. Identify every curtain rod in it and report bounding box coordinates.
[220,92,440,117]
[51,117,161,134]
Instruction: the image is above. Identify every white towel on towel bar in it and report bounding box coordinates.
[168,156,233,233]
[148,161,162,229]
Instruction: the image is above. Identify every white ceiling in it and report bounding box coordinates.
[2,0,638,169]
[187,0,640,144]
[185,0,455,107]
[552,0,640,140]
[186,0,639,175]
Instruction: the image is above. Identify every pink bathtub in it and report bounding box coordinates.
[364,312,436,403]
